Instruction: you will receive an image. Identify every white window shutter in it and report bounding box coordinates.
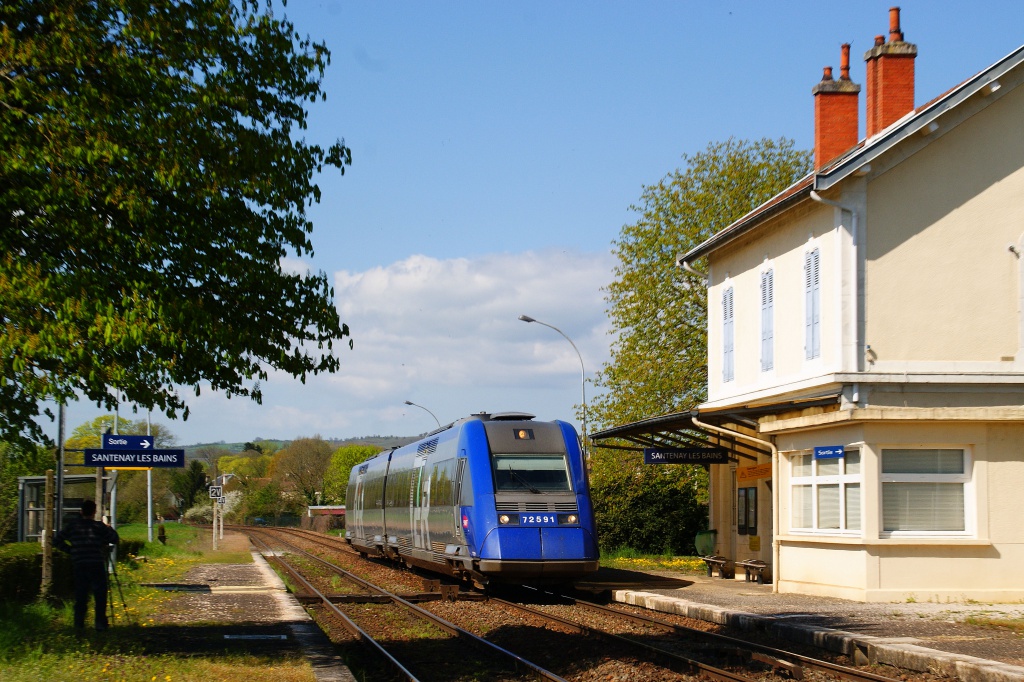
[761,269,773,371]
[723,287,734,382]
[805,249,820,359]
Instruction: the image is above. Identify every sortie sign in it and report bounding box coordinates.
[643,448,729,465]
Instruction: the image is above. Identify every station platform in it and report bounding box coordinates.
[141,545,353,682]
[575,568,1024,682]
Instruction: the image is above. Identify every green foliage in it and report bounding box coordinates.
[169,460,207,514]
[0,0,353,446]
[591,137,812,427]
[590,456,710,554]
[322,444,381,504]
[0,441,55,541]
[590,138,811,552]
[242,479,294,520]
[219,452,273,481]
[0,543,71,602]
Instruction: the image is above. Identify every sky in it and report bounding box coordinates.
[50,1,1024,447]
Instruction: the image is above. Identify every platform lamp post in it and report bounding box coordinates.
[404,400,441,429]
[518,314,588,466]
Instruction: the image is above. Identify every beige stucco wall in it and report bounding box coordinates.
[706,203,837,402]
[759,419,1024,601]
[865,82,1024,366]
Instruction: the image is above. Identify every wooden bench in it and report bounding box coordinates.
[735,559,768,584]
[701,555,734,579]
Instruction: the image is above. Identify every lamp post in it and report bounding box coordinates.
[404,400,441,429]
[518,314,588,463]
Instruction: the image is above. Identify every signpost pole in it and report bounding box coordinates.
[146,414,153,543]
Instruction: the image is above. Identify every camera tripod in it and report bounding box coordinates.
[106,547,132,626]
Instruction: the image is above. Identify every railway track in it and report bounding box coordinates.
[242,527,918,682]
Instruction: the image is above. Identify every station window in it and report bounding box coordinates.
[737,486,757,535]
[881,448,969,535]
[790,449,861,534]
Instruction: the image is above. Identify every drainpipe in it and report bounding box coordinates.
[691,415,781,593]
[677,256,708,284]
[810,191,861,402]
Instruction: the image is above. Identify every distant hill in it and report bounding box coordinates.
[182,434,419,458]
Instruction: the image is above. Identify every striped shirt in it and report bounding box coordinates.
[54,517,119,566]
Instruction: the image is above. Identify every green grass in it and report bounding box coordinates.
[600,547,707,573]
[0,524,316,682]
[964,615,1024,633]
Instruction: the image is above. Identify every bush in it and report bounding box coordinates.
[0,538,141,603]
[0,543,72,602]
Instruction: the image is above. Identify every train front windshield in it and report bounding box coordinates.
[492,454,572,493]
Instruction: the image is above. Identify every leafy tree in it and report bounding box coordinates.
[219,451,273,483]
[590,138,811,553]
[322,444,381,504]
[169,459,207,514]
[64,416,176,451]
[0,0,352,446]
[272,436,332,505]
[242,479,293,521]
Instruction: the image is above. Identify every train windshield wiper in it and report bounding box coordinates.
[508,466,541,494]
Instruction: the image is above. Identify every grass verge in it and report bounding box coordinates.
[0,524,316,682]
[599,547,707,574]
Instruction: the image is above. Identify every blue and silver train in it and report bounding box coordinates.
[345,412,599,583]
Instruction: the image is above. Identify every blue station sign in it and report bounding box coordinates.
[84,448,185,468]
[814,445,845,459]
[102,434,156,450]
[643,447,729,465]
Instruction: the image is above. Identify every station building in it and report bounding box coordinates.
[592,10,1024,602]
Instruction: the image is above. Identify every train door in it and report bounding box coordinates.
[453,457,467,539]
[411,451,429,550]
[352,464,366,540]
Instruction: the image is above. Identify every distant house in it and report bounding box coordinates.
[593,9,1024,601]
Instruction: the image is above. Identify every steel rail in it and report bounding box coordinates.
[248,528,567,682]
[537,588,906,682]
[247,531,421,682]
[491,596,762,682]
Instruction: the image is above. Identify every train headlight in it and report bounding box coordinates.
[557,513,579,525]
[498,514,520,525]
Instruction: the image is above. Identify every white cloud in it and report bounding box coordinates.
[50,249,616,445]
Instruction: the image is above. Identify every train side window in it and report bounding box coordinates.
[456,456,473,505]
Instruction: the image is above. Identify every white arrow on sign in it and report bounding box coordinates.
[142,439,151,449]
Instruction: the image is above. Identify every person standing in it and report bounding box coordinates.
[54,499,119,630]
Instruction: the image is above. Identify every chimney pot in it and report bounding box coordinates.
[889,7,903,42]
[813,45,861,169]
[840,43,851,80]
[865,8,916,136]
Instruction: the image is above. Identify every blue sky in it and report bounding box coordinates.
[53,1,1024,446]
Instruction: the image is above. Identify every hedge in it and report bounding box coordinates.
[0,539,142,603]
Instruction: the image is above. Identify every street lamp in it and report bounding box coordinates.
[404,400,441,429]
[518,314,588,463]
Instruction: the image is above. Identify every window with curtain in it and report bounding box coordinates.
[881,448,968,533]
[761,269,774,371]
[723,286,734,382]
[790,449,861,534]
[804,248,820,360]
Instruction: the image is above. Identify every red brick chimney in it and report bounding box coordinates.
[813,43,860,169]
[864,7,917,137]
